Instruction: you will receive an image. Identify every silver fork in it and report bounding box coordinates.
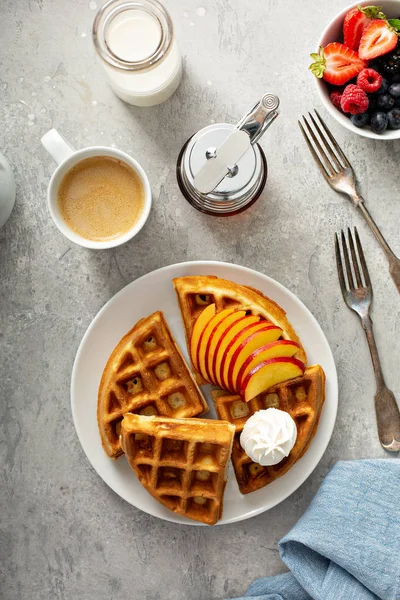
[299,110,400,294]
[335,227,400,452]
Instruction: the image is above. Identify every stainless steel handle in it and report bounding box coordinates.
[362,316,400,452]
[352,194,400,294]
[236,94,280,145]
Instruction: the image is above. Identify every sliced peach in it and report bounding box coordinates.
[240,357,305,402]
[221,323,281,392]
[197,309,236,381]
[226,326,284,392]
[205,310,246,384]
[190,303,216,370]
[213,315,260,389]
[236,340,300,390]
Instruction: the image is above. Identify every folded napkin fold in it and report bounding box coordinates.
[227,460,400,600]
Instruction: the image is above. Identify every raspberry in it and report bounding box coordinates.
[340,84,369,115]
[330,91,342,111]
[357,68,382,93]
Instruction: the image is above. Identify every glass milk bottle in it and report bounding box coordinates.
[93,0,182,107]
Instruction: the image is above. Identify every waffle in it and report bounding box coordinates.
[211,364,325,494]
[98,311,209,459]
[120,413,235,525]
[172,275,307,385]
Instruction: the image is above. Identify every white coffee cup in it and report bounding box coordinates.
[41,129,152,249]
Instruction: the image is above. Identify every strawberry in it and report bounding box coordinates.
[309,43,367,86]
[343,7,372,50]
[359,20,398,60]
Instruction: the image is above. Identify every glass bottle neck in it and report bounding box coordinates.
[93,0,174,72]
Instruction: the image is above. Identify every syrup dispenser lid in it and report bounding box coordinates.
[177,94,279,213]
[187,124,256,196]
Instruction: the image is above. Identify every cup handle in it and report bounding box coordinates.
[41,129,75,165]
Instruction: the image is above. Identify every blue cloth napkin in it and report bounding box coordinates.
[227,459,400,600]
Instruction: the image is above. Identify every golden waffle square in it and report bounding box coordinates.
[120,414,235,525]
[98,311,209,459]
[211,364,325,494]
[172,275,307,385]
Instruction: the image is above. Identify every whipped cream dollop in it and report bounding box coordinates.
[240,408,297,466]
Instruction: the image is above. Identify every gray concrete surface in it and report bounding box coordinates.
[1,0,400,599]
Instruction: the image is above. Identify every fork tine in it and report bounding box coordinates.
[298,120,330,180]
[347,227,362,288]
[341,230,355,290]
[308,111,342,172]
[314,110,351,168]
[335,233,348,295]
[300,116,336,176]
[354,226,372,288]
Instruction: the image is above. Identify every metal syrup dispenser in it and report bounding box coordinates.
[176,94,280,216]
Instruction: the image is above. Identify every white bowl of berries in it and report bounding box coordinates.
[311,1,400,139]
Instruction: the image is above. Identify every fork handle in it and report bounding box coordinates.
[362,316,400,452]
[356,201,396,260]
[354,199,400,293]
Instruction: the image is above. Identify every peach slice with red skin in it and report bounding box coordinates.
[239,356,306,403]
[213,315,260,388]
[190,303,216,371]
[197,309,236,381]
[204,310,246,383]
[222,324,283,392]
[236,340,300,391]
[226,328,293,392]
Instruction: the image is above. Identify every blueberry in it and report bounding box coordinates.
[392,74,400,83]
[350,113,369,128]
[394,97,400,108]
[368,95,378,112]
[389,83,400,97]
[387,108,400,129]
[376,77,389,94]
[370,112,389,134]
[377,94,395,110]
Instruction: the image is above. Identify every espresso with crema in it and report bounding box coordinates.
[57,156,145,242]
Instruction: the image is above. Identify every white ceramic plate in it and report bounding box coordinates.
[71,261,338,525]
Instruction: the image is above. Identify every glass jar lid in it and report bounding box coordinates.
[177,123,268,216]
